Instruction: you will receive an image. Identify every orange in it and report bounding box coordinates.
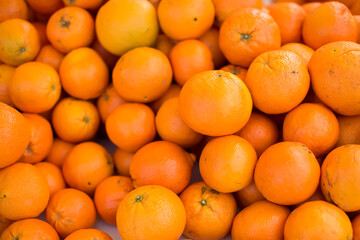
[64,229,112,240]
[32,22,49,47]
[284,200,353,239]
[106,103,156,152]
[156,98,203,149]
[47,7,95,53]
[219,64,247,81]
[180,181,237,240]
[234,180,265,208]
[179,70,252,136]
[130,141,194,194]
[0,103,30,168]
[46,138,74,167]
[302,2,322,15]
[336,115,360,147]
[0,64,15,106]
[155,34,175,58]
[309,41,360,116]
[46,188,96,239]
[219,8,281,67]
[34,162,66,197]
[62,142,114,195]
[0,0,28,22]
[200,135,257,193]
[63,0,104,10]
[268,3,306,44]
[9,61,61,113]
[321,145,360,212]
[232,200,290,240]
[52,97,100,143]
[199,28,227,69]
[116,185,186,240]
[0,215,13,235]
[355,15,360,43]
[18,114,53,164]
[212,0,263,25]
[0,219,59,240]
[150,83,181,113]
[293,185,326,208]
[113,148,133,177]
[254,142,320,205]
[245,50,310,114]
[97,84,126,123]
[94,176,134,224]
[236,112,279,157]
[353,214,360,240]
[26,0,63,15]
[337,0,360,15]
[169,39,214,86]
[283,103,339,157]
[157,0,215,41]
[113,47,172,102]
[35,45,65,71]
[302,1,358,49]
[0,163,50,220]
[280,42,315,66]
[95,0,158,56]
[0,19,40,66]
[60,47,109,100]
[91,38,119,69]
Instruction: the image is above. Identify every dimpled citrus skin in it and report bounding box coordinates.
[321,145,360,212]
[0,102,30,168]
[64,229,112,240]
[179,70,252,136]
[308,41,360,116]
[116,185,186,240]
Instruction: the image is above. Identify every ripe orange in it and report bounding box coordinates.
[62,142,114,195]
[106,103,156,152]
[35,45,65,71]
[284,200,353,239]
[200,135,257,193]
[157,0,215,41]
[32,22,49,47]
[95,0,159,56]
[236,112,279,157]
[9,61,61,113]
[149,83,181,113]
[245,50,310,114]
[130,141,194,194]
[199,28,227,69]
[254,142,320,205]
[155,34,175,58]
[280,42,315,66]
[302,2,322,15]
[64,229,112,240]
[46,138,74,167]
[321,145,360,212]
[63,0,103,9]
[0,163,50,220]
[91,38,119,69]
[0,214,13,235]
[116,185,186,240]
[219,8,281,67]
[180,181,237,240]
[156,98,203,149]
[97,84,126,123]
[355,15,360,43]
[0,64,15,107]
[52,97,100,143]
[0,0,29,22]
[60,47,109,100]
[234,180,265,208]
[302,1,358,49]
[113,148,133,177]
[46,188,96,238]
[112,47,172,102]
[94,176,134,224]
[34,162,66,197]
[0,19,40,66]
[0,219,59,240]
[19,114,53,164]
[26,0,63,15]
[179,70,252,136]
[336,115,360,147]
[353,214,360,240]
[0,103,30,168]
[232,200,290,240]
[309,41,360,116]
[219,64,247,81]
[47,6,95,53]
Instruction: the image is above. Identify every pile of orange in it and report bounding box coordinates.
[1,0,360,239]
